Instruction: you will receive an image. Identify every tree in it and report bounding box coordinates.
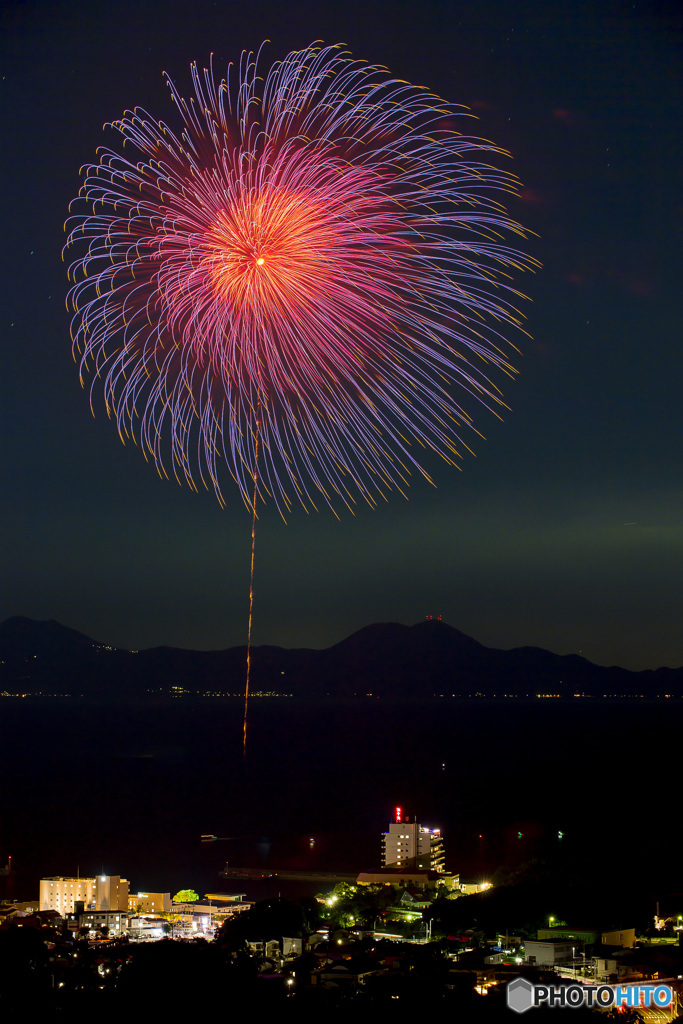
[321,882,395,930]
[173,889,200,904]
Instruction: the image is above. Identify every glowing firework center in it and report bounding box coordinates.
[203,188,330,314]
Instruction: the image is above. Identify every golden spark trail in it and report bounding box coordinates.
[243,401,261,760]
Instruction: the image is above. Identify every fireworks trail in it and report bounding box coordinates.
[244,400,261,759]
[65,43,538,754]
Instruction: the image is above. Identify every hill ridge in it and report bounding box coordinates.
[1,616,680,699]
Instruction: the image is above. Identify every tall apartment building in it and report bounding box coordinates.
[40,874,130,914]
[381,807,445,873]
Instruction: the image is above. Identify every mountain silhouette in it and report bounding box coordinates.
[1,616,680,699]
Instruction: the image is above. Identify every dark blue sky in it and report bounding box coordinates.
[2,0,681,670]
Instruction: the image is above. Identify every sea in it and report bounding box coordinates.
[0,697,679,906]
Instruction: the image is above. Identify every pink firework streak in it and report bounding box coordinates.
[65,43,538,515]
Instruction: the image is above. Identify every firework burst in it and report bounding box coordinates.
[66,43,537,515]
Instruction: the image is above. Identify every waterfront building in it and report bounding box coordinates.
[40,876,96,913]
[128,892,171,914]
[381,806,445,873]
[460,880,492,894]
[64,909,127,937]
[95,874,129,911]
[357,869,459,890]
[39,874,129,913]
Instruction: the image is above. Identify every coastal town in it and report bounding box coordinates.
[2,810,681,1019]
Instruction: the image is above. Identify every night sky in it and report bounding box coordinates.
[2,0,681,671]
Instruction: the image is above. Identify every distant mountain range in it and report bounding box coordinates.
[1,616,681,700]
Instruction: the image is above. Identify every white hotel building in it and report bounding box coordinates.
[40,874,130,914]
[381,808,445,873]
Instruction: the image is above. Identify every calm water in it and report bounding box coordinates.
[0,698,678,901]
